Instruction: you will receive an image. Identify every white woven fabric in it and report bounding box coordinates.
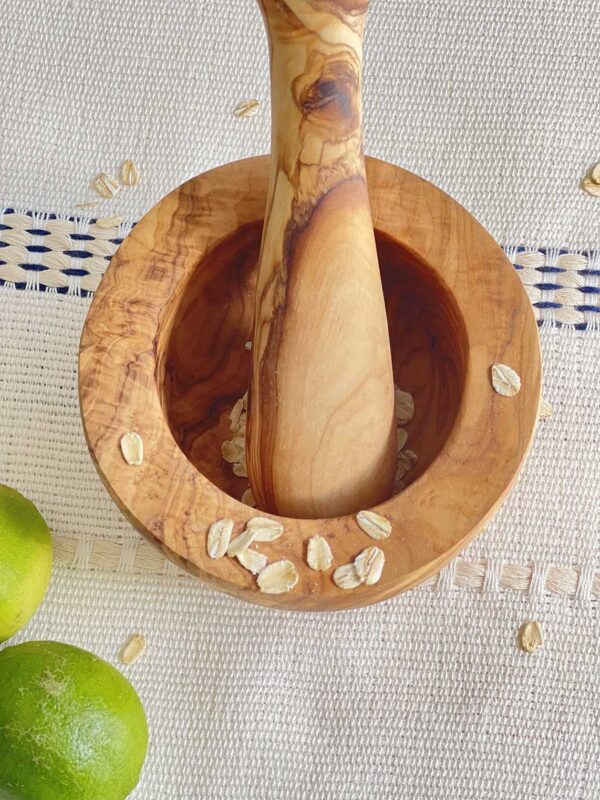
[1,0,600,796]
[0,0,599,250]
[19,570,600,799]
[1,286,599,798]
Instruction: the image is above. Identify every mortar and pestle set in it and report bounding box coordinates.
[79,0,541,611]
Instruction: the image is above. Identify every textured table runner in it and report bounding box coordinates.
[1,209,598,800]
[1,0,599,797]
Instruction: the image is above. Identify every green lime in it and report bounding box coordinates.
[0,484,53,642]
[0,640,148,799]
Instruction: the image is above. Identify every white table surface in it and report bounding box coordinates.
[0,1,599,798]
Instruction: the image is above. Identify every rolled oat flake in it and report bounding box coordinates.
[120,432,143,466]
[120,633,146,665]
[518,620,544,653]
[491,363,521,397]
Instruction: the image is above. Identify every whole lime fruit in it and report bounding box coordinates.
[0,484,53,642]
[0,641,148,799]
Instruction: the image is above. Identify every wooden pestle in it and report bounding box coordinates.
[247,0,397,519]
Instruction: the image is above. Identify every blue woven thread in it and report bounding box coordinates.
[0,210,597,321]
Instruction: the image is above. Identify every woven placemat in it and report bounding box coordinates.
[1,1,599,793]
[1,219,598,799]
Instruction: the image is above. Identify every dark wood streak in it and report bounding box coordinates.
[312,0,369,11]
[251,170,365,509]
[306,0,369,30]
[298,62,359,124]
[259,0,305,38]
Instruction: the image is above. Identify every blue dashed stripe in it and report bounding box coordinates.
[0,209,597,326]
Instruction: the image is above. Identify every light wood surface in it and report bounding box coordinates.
[248,0,396,518]
[79,155,541,612]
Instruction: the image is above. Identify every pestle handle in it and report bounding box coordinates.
[247,0,397,518]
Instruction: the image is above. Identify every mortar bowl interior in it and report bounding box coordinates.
[158,223,468,511]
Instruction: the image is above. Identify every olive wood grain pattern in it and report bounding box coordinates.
[248,0,396,518]
[79,155,542,612]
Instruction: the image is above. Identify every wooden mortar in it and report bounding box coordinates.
[78,2,542,612]
[248,0,396,518]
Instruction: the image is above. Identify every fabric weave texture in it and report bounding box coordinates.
[0,0,599,797]
[0,0,599,249]
[0,287,598,800]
